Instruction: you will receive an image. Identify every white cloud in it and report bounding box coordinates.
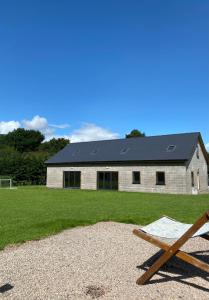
[0,116,119,143]
[50,123,70,129]
[22,115,48,130]
[21,115,70,140]
[206,143,209,151]
[22,115,54,140]
[0,121,20,134]
[69,123,119,143]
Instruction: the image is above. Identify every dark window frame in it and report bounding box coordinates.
[191,171,194,187]
[97,171,118,190]
[166,145,176,152]
[132,171,141,184]
[196,145,199,159]
[156,171,165,185]
[90,148,99,155]
[63,171,81,189]
[120,147,130,155]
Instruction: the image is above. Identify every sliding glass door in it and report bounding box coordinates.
[97,172,118,190]
[63,171,81,189]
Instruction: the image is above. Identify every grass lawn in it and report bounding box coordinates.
[0,186,208,250]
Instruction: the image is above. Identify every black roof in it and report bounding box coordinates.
[45,132,201,165]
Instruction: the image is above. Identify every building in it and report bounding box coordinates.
[45,132,209,194]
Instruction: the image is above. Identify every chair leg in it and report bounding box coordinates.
[136,247,176,284]
[133,229,209,277]
[134,212,209,285]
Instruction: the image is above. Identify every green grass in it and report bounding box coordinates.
[0,186,208,250]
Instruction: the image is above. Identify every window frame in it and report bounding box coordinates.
[132,171,141,184]
[196,145,199,159]
[191,171,194,187]
[63,171,81,189]
[97,171,118,190]
[166,145,176,152]
[156,171,165,185]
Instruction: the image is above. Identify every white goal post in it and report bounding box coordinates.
[0,179,12,189]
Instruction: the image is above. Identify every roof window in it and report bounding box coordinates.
[72,149,80,156]
[120,147,130,155]
[166,145,176,152]
[90,149,99,155]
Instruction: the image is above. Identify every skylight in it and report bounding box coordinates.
[90,149,99,155]
[166,145,176,152]
[120,147,130,155]
[72,149,80,156]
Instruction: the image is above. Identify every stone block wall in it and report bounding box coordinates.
[186,143,208,194]
[47,164,188,194]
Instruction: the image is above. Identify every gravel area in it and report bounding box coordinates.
[0,222,209,299]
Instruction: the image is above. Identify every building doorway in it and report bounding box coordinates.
[97,172,118,190]
[63,171,81,189]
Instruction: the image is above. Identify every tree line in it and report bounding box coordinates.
[0,128,69,185]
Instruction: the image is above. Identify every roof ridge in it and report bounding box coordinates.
[69,132,200,145]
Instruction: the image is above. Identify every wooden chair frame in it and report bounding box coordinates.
[133,211,209,285]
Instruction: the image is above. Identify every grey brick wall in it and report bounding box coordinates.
[186,143,208,194]
[47,164,188,194]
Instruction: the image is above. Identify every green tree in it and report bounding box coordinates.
[126,129,146,138]
[0,134,7,146]
[6,128,44,152]
[0,129,70,185]
[0,148,47,185]
[39,138,69,155]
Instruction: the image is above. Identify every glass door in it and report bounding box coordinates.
[97,172,118,190]
[63,171,81,189]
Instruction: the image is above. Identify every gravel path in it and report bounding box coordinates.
[0,222,209,299]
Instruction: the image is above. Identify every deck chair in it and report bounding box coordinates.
[133,211,209,285]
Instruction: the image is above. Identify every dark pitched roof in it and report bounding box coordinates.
[45,132,202,165]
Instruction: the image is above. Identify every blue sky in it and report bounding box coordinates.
[0,0,208,147]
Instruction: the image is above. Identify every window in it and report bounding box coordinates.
[91,149,99,155]
[197,169,200,189]
[191,171,194,187]
[63,171,81,189]
[196,146,199,159]
[97,172,118,190]
[166,145,176,152]
[120,147,130,155]
[156,172,165,185]
[132,171,141,184]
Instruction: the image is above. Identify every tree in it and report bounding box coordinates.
[39,138,69,155]
[6,128,44,152]
[0,129,69,185]
[126,129,146,138]
[0,134,8,149]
